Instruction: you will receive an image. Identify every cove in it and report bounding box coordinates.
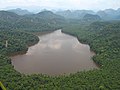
[11,30,98,76]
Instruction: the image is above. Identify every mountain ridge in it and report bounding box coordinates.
[7,8,33,15]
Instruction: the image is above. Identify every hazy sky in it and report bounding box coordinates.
[0,0,120,11]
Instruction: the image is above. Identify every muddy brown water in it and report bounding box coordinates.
[11,30,98,76]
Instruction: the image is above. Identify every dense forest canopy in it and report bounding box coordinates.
[0,9,120,90]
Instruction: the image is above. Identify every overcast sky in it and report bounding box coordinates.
[0,0,120,12]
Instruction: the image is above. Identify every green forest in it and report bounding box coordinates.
[0,10,120,90]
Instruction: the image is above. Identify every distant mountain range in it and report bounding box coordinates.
[6,8,120,20]
[55,8,120,20]
[0,8,120,31]
[97,8,120,20]
[7,8,33,15]
[56,10,95,19]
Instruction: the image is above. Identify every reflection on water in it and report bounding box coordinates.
[11,30,98,76]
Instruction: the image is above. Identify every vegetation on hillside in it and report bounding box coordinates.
[0,11,65,32]
[82,14,101,22]
[0,30,39,55]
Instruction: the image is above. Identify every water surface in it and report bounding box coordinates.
[11,30,97,75]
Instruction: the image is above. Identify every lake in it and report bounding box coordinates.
[11,30,98,76]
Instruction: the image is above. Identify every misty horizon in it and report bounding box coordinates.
[1,7,120,14]
[0,0,120,13]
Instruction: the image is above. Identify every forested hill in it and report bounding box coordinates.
[0,30,39,55]
[0,11,19,30]
[0,10,66,31]
[7,8,33,15]
[35,11,64,20]
[0,11,19,21]
[82,14,101,22]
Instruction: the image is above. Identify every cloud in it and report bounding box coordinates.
[0,0,120,11]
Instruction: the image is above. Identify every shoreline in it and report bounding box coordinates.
[61,30,100,68]
[8,38,39,57]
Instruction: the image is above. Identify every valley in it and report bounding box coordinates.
[0,8,120,90]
